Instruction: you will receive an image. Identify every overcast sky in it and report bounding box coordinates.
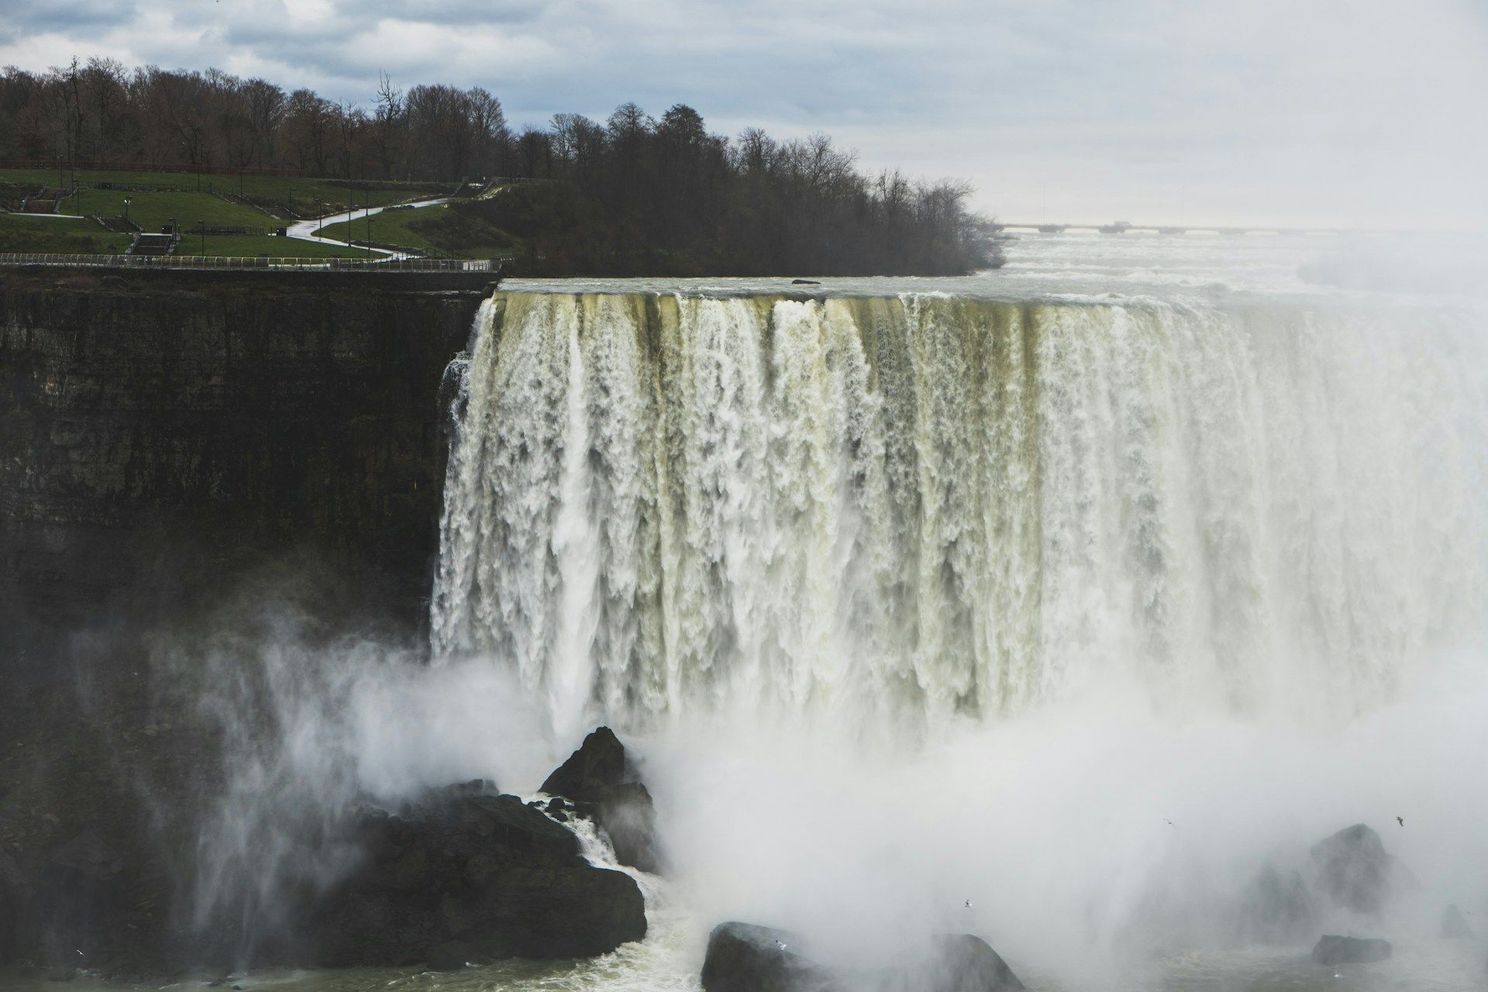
[3,0,1486,228]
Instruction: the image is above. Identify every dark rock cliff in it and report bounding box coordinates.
[0,267,489,973]
[0,268,487,669]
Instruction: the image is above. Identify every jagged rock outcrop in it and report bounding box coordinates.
[1310,824,1398,916]
[1312,934,1391,966]
[541,727,660,872]
[302,781,646,967]
[700,922,1025,992]
[541,727,628,799]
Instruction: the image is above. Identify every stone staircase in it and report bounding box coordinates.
[19,186,68,214]
[126,232,180,256]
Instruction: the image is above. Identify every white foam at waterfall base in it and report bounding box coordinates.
[640,651,1488,988]
[187,624,1488,989]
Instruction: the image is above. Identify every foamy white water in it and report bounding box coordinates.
[433,273,1488,736]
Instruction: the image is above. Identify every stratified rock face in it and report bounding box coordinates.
[1312,934,1392,966]
[0,269,487,667]
[303,783,646,967]
[699,922,1025,992]
[1310,824,1395,916]
[541,727,660,873]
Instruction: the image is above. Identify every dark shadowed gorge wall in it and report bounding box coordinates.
[0,268,487,671]
[0,268,485,972]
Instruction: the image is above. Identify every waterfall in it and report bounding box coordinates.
[431,290,1488,737]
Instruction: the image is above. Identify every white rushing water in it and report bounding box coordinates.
[432,280,1488,738]
[169,233,1488,992]
[414,232,1488,990]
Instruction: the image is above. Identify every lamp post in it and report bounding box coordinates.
[123,198,131,226]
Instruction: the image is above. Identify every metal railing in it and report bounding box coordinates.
[0,252,507,272]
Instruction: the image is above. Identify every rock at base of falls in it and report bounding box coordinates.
[701,923,830,992]
[700,921,1026,992]
[541,727,628,798]
[540,726,661,873]
[1309,824,1401,916]
[1311,935,1392,966]
[301,781,646,968]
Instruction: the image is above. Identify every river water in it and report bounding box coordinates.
[17,231,1488,992]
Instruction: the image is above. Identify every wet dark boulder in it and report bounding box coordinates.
[700,922,1025,992]
[1312,934,1391,966]
[907,934,1027,992]
[302,782,646,967]
[541,727,660,873]
[595,782,660,873]
[1310,824,1398,916]
[701,922,832,992]
[541,727,627,800]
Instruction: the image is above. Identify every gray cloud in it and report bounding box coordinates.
[2,0,1485,227]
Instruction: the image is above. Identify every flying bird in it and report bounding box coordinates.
[1396,816,1404,827]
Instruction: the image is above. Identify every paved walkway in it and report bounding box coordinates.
[284,197,450,258]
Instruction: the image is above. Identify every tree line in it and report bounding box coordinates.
[0,58,1000,275]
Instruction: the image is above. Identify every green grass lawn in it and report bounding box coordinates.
[0,168,456,223]
[98,190,278,233]
[315,201,520,259]
[0,213,364,258]
[0,214,131,253]
[0,166,484,258]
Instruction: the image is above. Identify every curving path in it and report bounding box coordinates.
[284,197,449,259]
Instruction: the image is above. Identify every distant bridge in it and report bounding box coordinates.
[989,222,1366,236]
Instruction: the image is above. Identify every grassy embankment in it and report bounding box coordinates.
[313,199,521,260]
[0,167,464,258]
